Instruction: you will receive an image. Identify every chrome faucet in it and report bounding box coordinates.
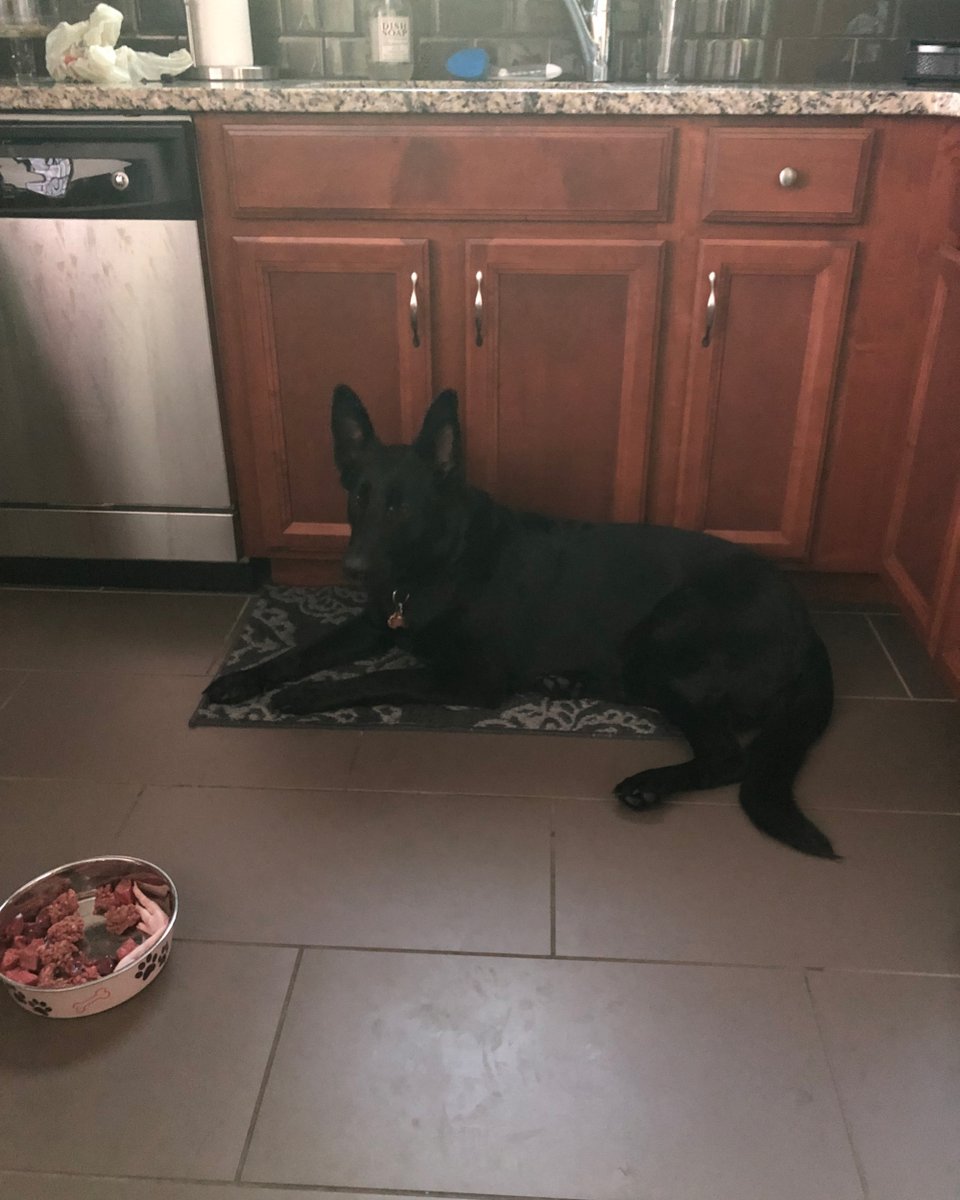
[560,0,612,82]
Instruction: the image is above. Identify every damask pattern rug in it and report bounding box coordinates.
[191,585,674,739]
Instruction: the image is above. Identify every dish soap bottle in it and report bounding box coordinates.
[367,0,413,81]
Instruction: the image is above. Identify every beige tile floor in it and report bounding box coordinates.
[0,587,957,1200]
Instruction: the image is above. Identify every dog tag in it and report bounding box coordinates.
[388,590,408,630]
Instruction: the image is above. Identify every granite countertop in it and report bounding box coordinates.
[1,80,959,118]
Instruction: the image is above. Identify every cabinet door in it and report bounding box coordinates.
[675,239,855,558]
[464,239,664,523]
[932,556,960,695]
[884,243,960,689]
[233,236,431,557]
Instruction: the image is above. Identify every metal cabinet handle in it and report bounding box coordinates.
[409,271,420,348]
[701,270,717,348]
[111,169,130,192]
[779,166,800,188]
[474,270,484,347]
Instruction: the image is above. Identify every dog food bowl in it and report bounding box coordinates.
[0,856,178,1019]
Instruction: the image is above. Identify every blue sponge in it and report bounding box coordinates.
[446,47,490,80]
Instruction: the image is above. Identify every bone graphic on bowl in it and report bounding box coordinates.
[73,987,111,1014]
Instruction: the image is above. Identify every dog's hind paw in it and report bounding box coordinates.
[614,773,665,811]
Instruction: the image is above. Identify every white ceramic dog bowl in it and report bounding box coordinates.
[0,856,178,1019]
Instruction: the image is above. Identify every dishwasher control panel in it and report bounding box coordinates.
[0,120,199,218]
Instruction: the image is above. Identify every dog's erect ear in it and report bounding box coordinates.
[414,390,462,478]
[331,384,376,487]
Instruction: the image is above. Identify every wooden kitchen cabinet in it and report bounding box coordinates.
[197,115,673,573]
[699,128,874,224]
[221,228,666,560]
[230,234,432,561]
[219,121,675,223]
[464,238,664,523]
[933,557,960,694]
[195,113,953,595]
[674,239,855,557]
[884,243,960,693]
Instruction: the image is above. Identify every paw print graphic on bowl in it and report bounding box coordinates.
[10,988,27,1008]
[29,999,52,1016]
[135,947,166,982]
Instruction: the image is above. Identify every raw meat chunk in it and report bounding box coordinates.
[47,915,85,945]
[41,888,78,924]
[105,904,139,936]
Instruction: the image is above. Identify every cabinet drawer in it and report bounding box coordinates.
[701,129,874,223]
[222,122,675,221]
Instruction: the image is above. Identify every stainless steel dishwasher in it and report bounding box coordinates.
[0,116,237,561]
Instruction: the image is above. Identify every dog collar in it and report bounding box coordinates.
[387,589,409,630]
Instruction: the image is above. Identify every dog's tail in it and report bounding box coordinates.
[738,634,838,860]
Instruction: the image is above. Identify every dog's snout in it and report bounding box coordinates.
[342,552,368,580]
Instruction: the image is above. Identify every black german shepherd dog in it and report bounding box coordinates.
[204,385,838,859]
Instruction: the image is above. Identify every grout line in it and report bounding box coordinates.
[0,672,27,713]
[834,693,956,703]
[113,784,147,839]
[205,595,254,675]
[865,615,914,699]
[0,1167,580,1199]
[803,971,871,1200]
[1,776,957,817]
[235,1182,584,1198]
[176,936,794,970]
[234,947,305,1184]
[172,938,960,979]
[817,965,960,979]
[0,1170,242,1188]
[549,802,557,957]
[804,806,960,817]
[0,585,254,598]
[0,772,144,788]
[52,776,630,804]
[176,936,557,957]
[3,665,222,678]
[345,731,365,782]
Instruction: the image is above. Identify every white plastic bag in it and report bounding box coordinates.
[45,3,194,84]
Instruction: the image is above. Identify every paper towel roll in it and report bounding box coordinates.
[184,0,254,68]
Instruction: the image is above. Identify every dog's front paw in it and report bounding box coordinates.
[271,681,326,716]
[614,773,664,811]
[203,668,266,706]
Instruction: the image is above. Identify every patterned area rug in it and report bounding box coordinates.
[191,585,674,739]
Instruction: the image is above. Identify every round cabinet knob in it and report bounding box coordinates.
[778,166,800,189]
[110,169,130,192]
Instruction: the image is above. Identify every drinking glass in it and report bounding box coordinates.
[0,0,54,84]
